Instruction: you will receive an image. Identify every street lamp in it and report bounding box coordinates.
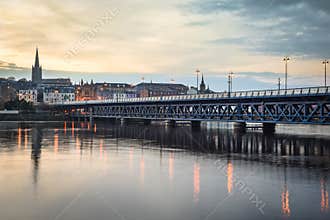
[196,69,200,94]
[278,78,281,91]
[228,72,234,96]
[283,57,290,90]
[322,60,329,87]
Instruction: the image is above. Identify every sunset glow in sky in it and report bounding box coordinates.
[1,0,330,88]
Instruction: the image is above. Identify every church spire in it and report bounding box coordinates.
[199,73,206,93]
[35,47,40,67]
[32,47,42,83]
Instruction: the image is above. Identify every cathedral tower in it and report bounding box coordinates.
[32,48,42,83]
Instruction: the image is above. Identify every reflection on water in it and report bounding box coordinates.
[321,177,329,212]
[227,161,233,194]
[0,121,329,220]
[193,162,200,203]
[281,169,291,217]
[169,152,174,182]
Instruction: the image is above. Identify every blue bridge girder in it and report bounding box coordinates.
[52,86,330,125]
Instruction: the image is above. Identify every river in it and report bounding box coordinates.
[0,121,329,220]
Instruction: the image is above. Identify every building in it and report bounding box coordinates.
[95,82,136,100]
[135,82,188,97]
[199,74,214,94]
[187,86,198,95]
[75,80,97,101]
[40,78,72,87]
[43,87,75,104]
[18,90,38,103]
[32,48,42,83]
[31,48,72,88]
[0,82,16,104]
[200,74,206,93]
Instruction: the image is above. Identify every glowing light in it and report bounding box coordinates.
[54,129,59,154]
[169,152,174,182]
[193,162,200,203]
[71,121,75,137]
[64,121,67,134]
[94,123,97,133]
[321,178,329,212]
[281,185,291,216]
[17,128,21,149]
[227,161,233,194]
[75,136,80,151]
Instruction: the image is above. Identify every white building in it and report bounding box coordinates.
[18,90,38,103]
[43,88,75,104]
[187,87,198,95]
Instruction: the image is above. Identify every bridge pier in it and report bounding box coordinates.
[89,107,94,126]
[234,122,246,133]
[166,120,176,127]
[120,118,128,125]
[191,121,201,128]
[263,123,276,134]
[144,119,152,125]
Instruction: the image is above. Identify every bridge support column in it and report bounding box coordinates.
[234,122,246,133]
[89,107,94,126]
[120,118,127,125]
[191,121,201,128]
[104,118,117,124]
[143,119,152,125]
[263,123,276,134]
[166,120,176,127]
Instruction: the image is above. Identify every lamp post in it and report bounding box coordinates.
[228,72,234,96]
[278,78,281,91]
[196,69,200,94]
[322,60,329,87]
[283,57,290,90]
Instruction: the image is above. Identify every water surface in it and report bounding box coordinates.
[0,121,329,220]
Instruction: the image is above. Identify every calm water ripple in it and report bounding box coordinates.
[0,121,329,220]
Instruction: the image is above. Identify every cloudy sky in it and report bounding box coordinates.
[0,0,330,90]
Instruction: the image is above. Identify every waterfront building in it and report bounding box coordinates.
[95,82,136,100]
[75,80,97,101]
[43,87,75,104]
[134,82,188,97]
[18,89,38,103]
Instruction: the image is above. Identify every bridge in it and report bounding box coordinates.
[51,86,330,133]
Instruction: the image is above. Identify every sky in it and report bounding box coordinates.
[0,0,330,91]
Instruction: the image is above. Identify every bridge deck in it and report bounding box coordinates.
[53,86,330,106]
[52,86,330,125]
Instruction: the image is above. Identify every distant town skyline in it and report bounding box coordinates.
[1,0,330,90]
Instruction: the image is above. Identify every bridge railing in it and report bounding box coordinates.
[55,86,330,106]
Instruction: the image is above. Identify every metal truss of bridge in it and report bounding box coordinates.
[52,86,330,127]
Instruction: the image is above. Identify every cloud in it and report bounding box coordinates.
[0,60,26,70]
[188,0,330,58]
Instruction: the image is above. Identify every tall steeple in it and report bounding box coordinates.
[200,74,206,93]
[32,47,42,83]
[35,47,39,67]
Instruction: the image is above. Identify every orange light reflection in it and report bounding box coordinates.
[321,178,329,212]
[193,162,200,203]
[227,161,233,194]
